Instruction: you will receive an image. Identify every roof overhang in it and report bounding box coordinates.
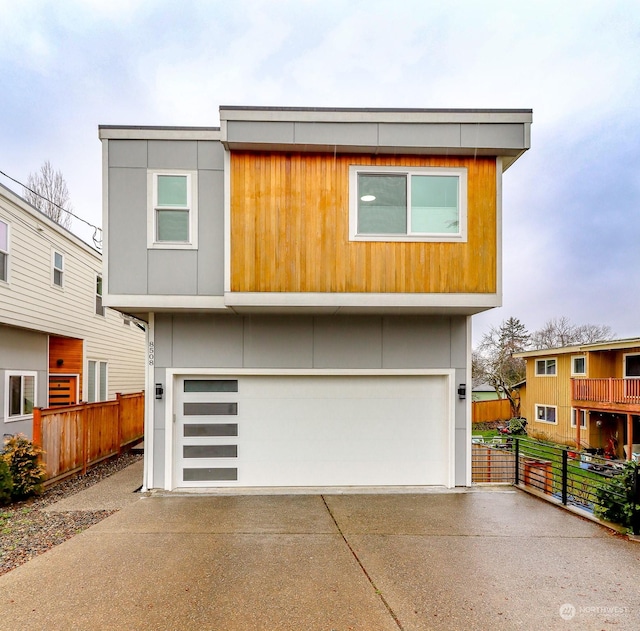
[220,106,533,171]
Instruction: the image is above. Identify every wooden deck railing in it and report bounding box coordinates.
[472,399,512,423]
[32,392,144,484]
[572,378,640,404]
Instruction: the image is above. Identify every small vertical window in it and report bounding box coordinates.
[6,373,36,419]
[0,219,8,282]
[95,275,105,316]
[571,409,587,429]
[87,360,108,402]
[148,170,198,249]
[53,251,64,287]
[571,356,586,376]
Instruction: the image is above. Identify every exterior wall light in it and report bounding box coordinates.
[457,384,466,400]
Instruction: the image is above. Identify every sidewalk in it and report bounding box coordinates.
[1,471,639,630]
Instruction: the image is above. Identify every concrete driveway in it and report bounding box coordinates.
[1,484,639,630]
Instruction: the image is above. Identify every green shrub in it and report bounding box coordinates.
[595,461,640,534]
[0,458,12,505]
[2,434,45,500]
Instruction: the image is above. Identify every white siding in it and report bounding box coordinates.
[0,186,145,400]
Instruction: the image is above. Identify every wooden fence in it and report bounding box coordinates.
[472,399,512,423]
[471,444,515,483]
[32,392,144,484]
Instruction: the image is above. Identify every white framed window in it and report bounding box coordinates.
[571,355,586,376]
[52,250,64,287]
[535,404,557,424]
[535,358,557,376]
[147,170,198,249]
[95,274,105,316]
[0,219,8,282]
[349,165,467,242]
[4,371,37,421]
[623,353,640,378]
[571,408,587,429]
[87,360,108,402]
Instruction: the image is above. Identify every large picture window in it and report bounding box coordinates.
[349,166,467,242]
[148,171,198,248]
[5,372,36,420]
[0,219,8,282]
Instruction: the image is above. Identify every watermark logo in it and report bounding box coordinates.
[559,603,576,620]
[559,603,629,620]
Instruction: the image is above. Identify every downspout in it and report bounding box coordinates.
[142,312,155,491]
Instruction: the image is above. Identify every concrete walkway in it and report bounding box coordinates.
[1,470,639,630]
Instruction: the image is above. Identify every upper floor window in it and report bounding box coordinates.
[349,165,467,242]
[148,171,198,249]
[535,358,556,376]
[53,250,64,287]
[5,372,37,421]
[0,219,8,282]
[624,353,640,378]
[95,274,105,316]
[571,356,586,376]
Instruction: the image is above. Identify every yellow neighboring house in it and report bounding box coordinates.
[514,339,640,459]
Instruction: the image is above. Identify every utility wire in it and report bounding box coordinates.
[0,168,103,248]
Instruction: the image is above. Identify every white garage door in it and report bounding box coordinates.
[173,374,451,489]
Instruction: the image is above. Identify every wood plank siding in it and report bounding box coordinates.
[49,336,83,376]
[230,153,497,294]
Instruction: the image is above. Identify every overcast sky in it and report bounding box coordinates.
[1,0,639,344]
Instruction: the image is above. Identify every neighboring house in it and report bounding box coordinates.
[515,339,640,458]
[472,382,506,402]
[0,183,146,438]
[99,105,532,491]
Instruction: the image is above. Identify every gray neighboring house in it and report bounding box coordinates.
[99,106,532,491]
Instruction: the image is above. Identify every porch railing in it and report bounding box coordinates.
[572,378,640,404]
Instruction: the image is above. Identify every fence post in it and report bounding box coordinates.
[82,402,89,475]
[631,465,640,536]
[116,393,123,454]
[514,438,520,485]
[561,449,568,505]
[32,407,42,447]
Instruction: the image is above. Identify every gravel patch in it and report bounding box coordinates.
[0,452,142,576]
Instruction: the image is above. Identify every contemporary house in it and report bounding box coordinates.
[515,339,640,459]
[0,182,146,438]
[99,105,532,491]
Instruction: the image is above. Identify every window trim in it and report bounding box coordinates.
[535,404,557,425]
[571,355,586,376]
[4,371,37,422]
[571,408,587,429]
[87,360,108,403]
[147,170,198,250]
[348,165,468,242]
[535,358,557,376]
[623,353,640,379]
[0,218,9,283]
[52,249,64,288]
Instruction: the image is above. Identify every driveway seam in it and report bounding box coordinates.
[321,495,404,631]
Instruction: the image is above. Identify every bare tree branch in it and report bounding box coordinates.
[23,160,73,229]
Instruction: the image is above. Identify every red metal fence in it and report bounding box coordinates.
[32,392,144,484]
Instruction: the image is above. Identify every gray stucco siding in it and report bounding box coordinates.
[106,139,226,298]
[151,313,470,486]
[108,167,148,295]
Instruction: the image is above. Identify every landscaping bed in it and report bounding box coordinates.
[0,451,142,576]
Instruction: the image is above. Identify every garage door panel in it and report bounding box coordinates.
[174,374,451,488]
